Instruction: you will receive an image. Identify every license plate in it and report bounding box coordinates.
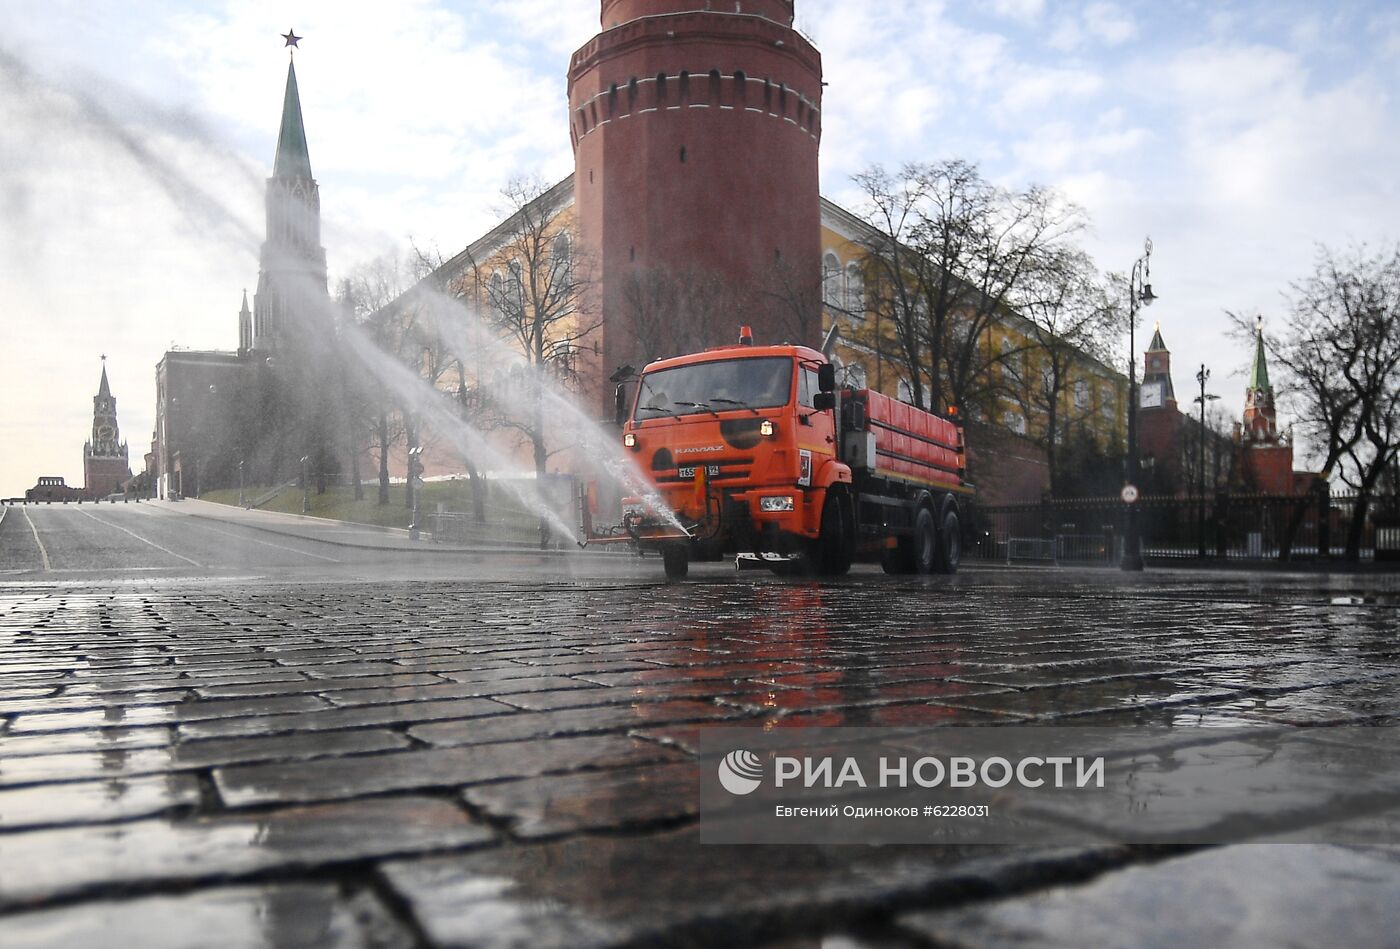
[678,465,720,478]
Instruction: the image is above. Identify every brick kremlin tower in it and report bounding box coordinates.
[1239,318,1294,493]
[568,0,824,405]
[247,46,328,356]
[1135,323,1185,490]
[83,359,131,498]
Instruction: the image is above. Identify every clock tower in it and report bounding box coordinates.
[1135,323,1184,491]
[83,359,132,498]
[1140,323,1176,411]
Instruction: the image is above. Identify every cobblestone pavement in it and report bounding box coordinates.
[1,505,1399,946]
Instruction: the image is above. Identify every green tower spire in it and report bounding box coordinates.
[1249,319,1270,392]
[273,60,313,180]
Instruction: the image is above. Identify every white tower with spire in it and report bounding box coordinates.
[250,43,328,354]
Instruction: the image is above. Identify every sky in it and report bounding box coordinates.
[2,0,1398,496]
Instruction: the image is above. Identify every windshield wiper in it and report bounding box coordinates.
[639,403,677,418]
[673,401,719,417]
[709,397,760,416]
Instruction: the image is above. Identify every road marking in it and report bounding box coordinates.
[76,508,203,567]
[20,507,52,572]
[186,521,342,563]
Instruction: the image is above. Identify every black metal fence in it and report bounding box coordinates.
[964,491,1399,565]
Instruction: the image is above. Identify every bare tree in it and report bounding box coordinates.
[1238,242,1400,560]
[339,247,455,509]
[849,164,936,409]
[760,255,825,347]
[1006,251,1119,493]
[455,176,600,545]
[619,265,731,364]
[849,161,1086,420]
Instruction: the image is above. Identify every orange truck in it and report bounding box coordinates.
[597,328,974,580]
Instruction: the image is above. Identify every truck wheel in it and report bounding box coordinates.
[814,495,852,576]
[934,506,961,574]
[880,548,909,574]
[913,505,939,574]
[662,545,689,581]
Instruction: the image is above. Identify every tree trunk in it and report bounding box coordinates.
[1045,399,1059,496]
[533,328,550,549]
[404,417,417,511]
[350,438,364,502]
[377,413,390,506]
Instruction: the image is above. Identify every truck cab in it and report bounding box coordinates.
[617,338,852,577]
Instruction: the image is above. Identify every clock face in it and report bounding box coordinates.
[1139,382,1164,409]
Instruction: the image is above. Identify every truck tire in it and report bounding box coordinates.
[912,505,939,574]
[934,504,961,574]
[814,494,852,576]
[662,545,689,581]
[880,547,910,574]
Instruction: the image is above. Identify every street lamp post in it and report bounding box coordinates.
[1193,364,1221,560]
[300,455,311,515]
[238,460,245,508]
[407,444,425,541]
[1122,237,1157,572]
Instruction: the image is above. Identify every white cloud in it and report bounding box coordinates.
[997,67,1103,113]
[1083,3,1136,45]
[986,0,1046,23]
[1048,1,1135,51]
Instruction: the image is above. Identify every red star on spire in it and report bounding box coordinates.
[282,29,302,48]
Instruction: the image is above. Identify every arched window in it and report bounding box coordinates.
[844,262,863,315]
[551,233,572,296]
[627,77,638,112]
[709,69,722,104]
[656,72,668,105]
[489,271,504,314]
[734,70,747,106]
[822,253,842,308]
[507,259,524,312]
[608,84,618,116]
[679,70,690,103]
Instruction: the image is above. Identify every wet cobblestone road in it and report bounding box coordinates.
[1,563,1398,947]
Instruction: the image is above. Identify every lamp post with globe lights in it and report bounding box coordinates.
[1122,238,1157,572]
[1194,364,1221,559]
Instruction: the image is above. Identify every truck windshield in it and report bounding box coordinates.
[634,357,793,420]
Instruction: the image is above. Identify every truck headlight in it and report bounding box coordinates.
[759,495,795,512]
[623,432,637,448]
[759,420,775,436]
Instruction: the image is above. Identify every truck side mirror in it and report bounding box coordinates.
[817,363,836,393]
[614,383,630,426]
[813,391,836,412]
